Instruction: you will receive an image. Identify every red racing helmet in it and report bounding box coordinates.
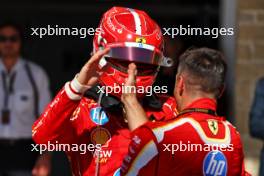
[93,7,172,98]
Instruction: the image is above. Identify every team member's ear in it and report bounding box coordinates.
[176,75,184,97]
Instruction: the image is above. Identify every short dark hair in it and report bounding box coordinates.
[0,21,23,39]
[177,47,227,97]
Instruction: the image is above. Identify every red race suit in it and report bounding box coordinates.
[120,98,250,176]
[32,77,177,176]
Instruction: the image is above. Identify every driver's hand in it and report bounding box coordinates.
[121,63,138,103]
[77,48,109,87]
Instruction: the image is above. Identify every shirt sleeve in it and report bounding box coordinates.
[32,76,90,144]
[120,126,159,176]
[249,78,264,140]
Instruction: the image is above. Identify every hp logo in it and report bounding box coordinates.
[90,107,109,125]
[203,151,227,176]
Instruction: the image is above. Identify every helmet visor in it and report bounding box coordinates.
[105,42,173,67]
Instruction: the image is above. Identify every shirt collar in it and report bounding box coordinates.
[183,98,217,111]
[0,57,24,74]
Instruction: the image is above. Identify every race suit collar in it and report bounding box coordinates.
[183,98,217,112]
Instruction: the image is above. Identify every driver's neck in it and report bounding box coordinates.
[2,57,19,72]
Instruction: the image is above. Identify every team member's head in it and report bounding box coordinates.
[0,22,22,60]
[174,48,227,111]
[93,7,172,98]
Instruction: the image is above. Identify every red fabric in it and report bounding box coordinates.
[93,7,164,99]
[32,86,177,176]
[121,98,249,176]
[93,7,163,56]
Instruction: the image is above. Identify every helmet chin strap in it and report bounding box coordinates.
[95,87,104,176]
[97,86,105,106]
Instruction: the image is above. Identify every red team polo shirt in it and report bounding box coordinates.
[121,98,248,176]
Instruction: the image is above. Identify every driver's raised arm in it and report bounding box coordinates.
[32,49,109,144]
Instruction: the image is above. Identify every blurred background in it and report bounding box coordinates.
[0,0,263,175]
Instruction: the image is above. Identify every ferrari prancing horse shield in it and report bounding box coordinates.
[207,119,218,135]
